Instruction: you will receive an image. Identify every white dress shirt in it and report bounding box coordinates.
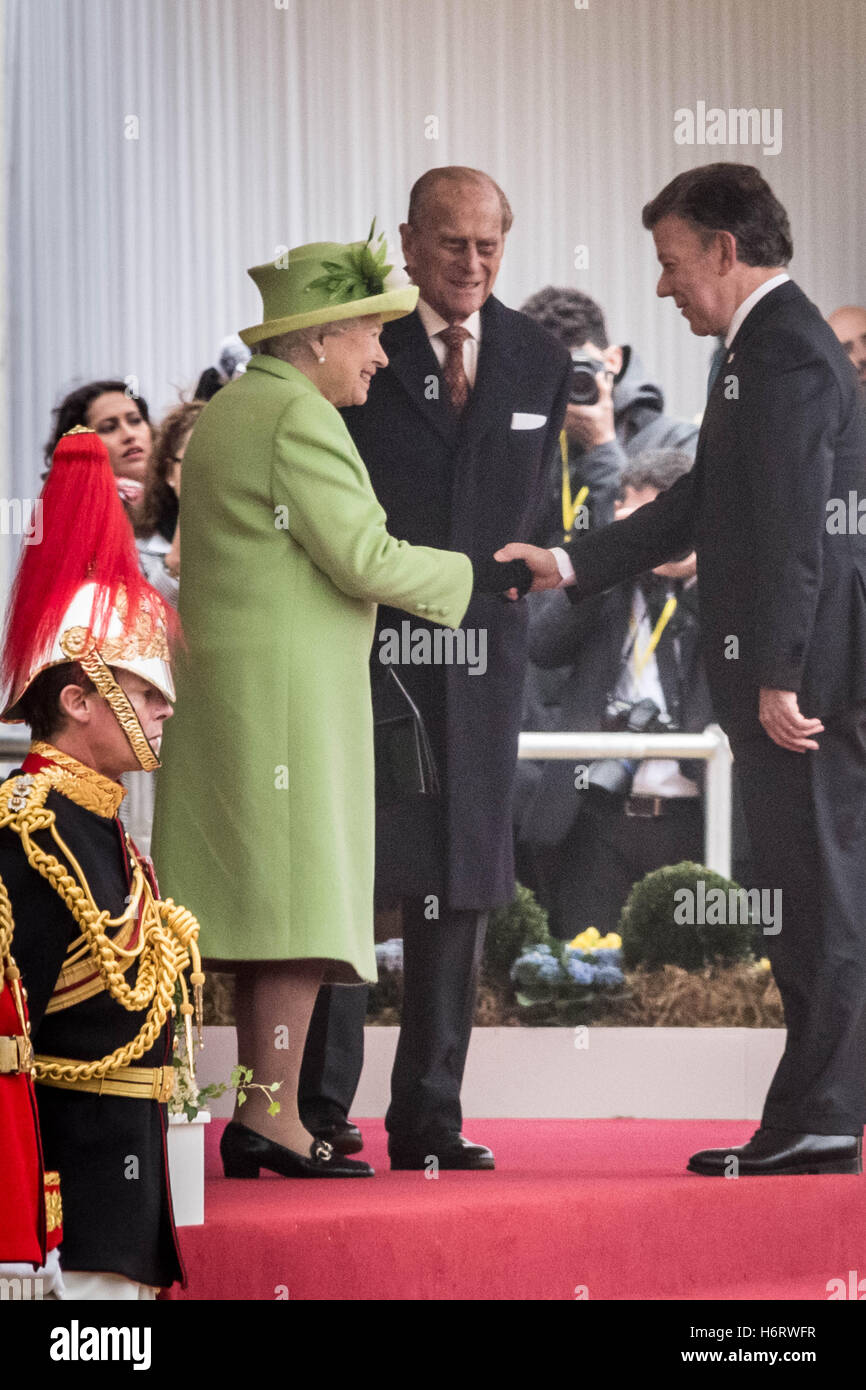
[552,273,791,587]
[724,272,789,348]
[416,299,481,388]
[614,585,700,799]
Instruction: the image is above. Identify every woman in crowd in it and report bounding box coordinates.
[135,400,204,606]
[151,231,526,1179]
[45,382,185,605]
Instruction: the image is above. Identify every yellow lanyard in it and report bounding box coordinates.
[560,431,589,541]
[631,594,678,678]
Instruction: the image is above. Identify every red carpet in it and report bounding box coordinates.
[165,1118,866,1300]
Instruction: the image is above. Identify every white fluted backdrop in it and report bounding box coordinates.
[2,0,866,566]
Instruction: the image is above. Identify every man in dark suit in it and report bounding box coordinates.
[499,162,866,1176]
[520,449,713,941]
[299,166,571,1169]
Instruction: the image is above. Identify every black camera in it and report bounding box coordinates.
[586,698,675,799]
[569,352,606,405]
[602,697,671,736]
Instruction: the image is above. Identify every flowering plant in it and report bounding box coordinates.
[169,1051,282,1123]
[510,927,626,1023]
[169,1015,281,1123]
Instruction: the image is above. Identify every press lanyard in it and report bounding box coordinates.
[629,594,678,678]
[560,432,589,541]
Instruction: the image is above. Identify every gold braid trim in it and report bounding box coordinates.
[44,1175,63,1234]
[0,863,34,1072]
[58,631,160,772]
[0,772,204,1086]
[29,742,126,818]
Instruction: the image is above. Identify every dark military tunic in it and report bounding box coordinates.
[0,765,184,1289]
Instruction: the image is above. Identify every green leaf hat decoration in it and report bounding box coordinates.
[238,222,417,346]
[305,219,394,303]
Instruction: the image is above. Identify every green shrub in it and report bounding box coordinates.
[483,883,560,988]
[619,861,756,970]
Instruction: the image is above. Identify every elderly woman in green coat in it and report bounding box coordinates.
[152,230,528,1177]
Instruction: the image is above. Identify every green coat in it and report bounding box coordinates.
[151,355,472,982]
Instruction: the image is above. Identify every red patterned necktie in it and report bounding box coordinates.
[440,324,471,414]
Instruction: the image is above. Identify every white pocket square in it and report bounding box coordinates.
[511,412,547,430]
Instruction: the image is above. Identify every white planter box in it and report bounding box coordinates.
[196,1025,788,1120]
[353,1026,787,1119]
[167,1111,211,1226]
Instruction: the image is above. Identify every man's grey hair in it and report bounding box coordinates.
[620,448,694,497]
[407,166,513,235]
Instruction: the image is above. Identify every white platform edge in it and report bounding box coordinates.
[198,1025,785,1120]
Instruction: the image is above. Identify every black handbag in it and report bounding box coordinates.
[373,668,440,801]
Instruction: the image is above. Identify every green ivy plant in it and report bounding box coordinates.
[170,1051,281,1124]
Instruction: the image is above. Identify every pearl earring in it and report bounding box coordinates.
[318,354,326,364]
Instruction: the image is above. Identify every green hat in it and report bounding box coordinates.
[239,221,419,346]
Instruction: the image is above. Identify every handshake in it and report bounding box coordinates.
[474,545,562,600]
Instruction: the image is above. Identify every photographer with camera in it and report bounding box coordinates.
[520,287,699,547]
[517,449,713,940]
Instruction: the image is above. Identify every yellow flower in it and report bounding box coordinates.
[596,932,622,951]
[568,926,621,954]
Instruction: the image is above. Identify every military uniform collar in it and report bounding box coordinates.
[23,742,127,819]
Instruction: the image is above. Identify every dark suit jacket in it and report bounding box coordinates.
[343,295,571,909]
[565,282,866,735]
[519,579,713,847]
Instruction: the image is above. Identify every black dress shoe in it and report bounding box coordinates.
[221,1121,373,1178]
[310,1117,364,1156]
[388,1133,495,1171]
[688,1127,862,1176]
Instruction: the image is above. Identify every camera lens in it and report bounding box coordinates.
[569,353,602,405]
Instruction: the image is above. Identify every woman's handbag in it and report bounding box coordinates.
[373,668,440,801]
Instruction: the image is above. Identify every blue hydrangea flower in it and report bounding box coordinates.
[591,948,623,966]
[510,952,563,987]
[593,965,625,990]
[565,957,597,986]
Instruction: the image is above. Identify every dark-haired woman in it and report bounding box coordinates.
[135,401,204,607]
[46,382,179,604]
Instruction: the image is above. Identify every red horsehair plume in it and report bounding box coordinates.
[1,428,178,704]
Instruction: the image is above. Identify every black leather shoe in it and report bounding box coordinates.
[688,1128,862,1176]
[388,1133,495,1171]
[221,1120,373,1177]
[311,1117,364,1156]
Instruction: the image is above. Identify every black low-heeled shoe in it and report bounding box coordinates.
[220,1120,374,1178]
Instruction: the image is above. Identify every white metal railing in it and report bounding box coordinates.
[518,724,732,877]
[0,724,733,877]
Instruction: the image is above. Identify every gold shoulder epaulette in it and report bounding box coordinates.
[0,770,54,825]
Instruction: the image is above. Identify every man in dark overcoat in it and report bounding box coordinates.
[300,166,570,1168]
